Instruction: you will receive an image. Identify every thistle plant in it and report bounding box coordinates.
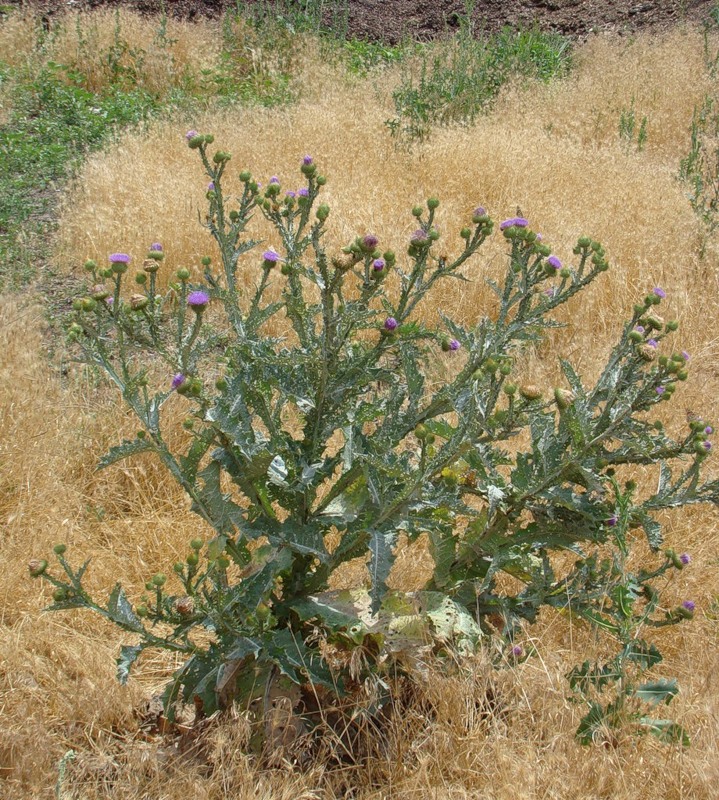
[33,132,719,747]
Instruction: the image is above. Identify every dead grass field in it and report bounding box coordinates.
[2,11,719,799]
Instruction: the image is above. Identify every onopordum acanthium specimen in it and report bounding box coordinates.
[32,131,719,747]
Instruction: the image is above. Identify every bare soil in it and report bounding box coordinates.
[16,0,719,42]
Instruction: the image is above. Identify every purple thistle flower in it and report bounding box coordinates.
[606,515,618,527]
[705,426,713,435]
[269,176,280,185]
[373,258,385,271]
[653,287,667,299]
[149,243,163,252]
[285,190,296,198]
[185,130,198,140]
[679,553,691,565]
[536,233,543,241]
[656,386,665,395]
[303,155,313,165]
[682,600,696,612]
[704,441,712,450]
[187,290,210,309]
[634,325,645,334]
[510,645,523,657]
[547,255,562,270]
[208,181,215,191]
[384,317,398,331]
[172,373,186,389]
[363,234,379,250]
[298,188,309,198]
[682,350,691,361]
[499,217,529,231]
[410,229,428,242]
[647,338,658,348]
[473,206,486,217]
[545,287,558,298]
[105,296,114,306]
[263,250,281,264]
[448,339,460,351]
[109,253,130,264]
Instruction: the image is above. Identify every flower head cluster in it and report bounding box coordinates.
[499,217,529,231]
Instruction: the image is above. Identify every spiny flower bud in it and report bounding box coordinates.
[441,338,460,352]
[151,573,166,587]
[316,203,330,222]
[91,285,111,300]
[412,205,423,217]
[130,294,148,310]
[28,559,48,577]
[81,297,97,312]
[143,258,160,273]
[176,268,191,281]
[135,273,147,285]
[646,314,664,330]
[190,538,203,551]
[84,259,97,272]
[638,344,657,362]
[187,552,199,567]
[427,197,440,210]
[174,596,194,616]
[553,387,575,410]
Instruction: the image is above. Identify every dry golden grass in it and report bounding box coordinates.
[3,17,719,799]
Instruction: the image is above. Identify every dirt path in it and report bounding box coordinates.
[20,0,719,42]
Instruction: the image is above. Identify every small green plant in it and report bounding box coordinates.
[386,17,571,144]
[33,133,717,751]
[680,94,719,238]
[619,99,648,152]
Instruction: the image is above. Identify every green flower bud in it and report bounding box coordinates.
[577,236,591,248]
[415,424,430,440]
[190,538,203,551]
[176,268,191,281]
[646,314,664,330]
[676,604,694,619]
[658,355,669,366]
[182,419,194,430]
[217,556,230,569]
[173,562,184,574]
[229,210,239,222]
[215,377,228,391]
[111,260,128,274]
[676,369,689,381]
[28,558,48,577]
[625,479,637,492]
[280,263,292,276]
[212,150,231,164]
[135,272,147,285]
[316,175,327,186]
[81,297,97,312]
[136,605,149,617]
[84,259,97,272]
[427,197,440,210]
[483,358,498,373]
[665,320,679,332]
[499,363,512,376]
[151,573,166,587]
[201,256,212,266]
[187,552,199,567]
[316,203,330,222]
[665,382,676,394]
[69,323,83,336]
[188,135,203,148]
[503,383,517,396]
[628,330,643,343]
[411,206,423,218]
[239,171,251,182]
[428,228,440,241]
[301,162,316,176]
[559,268,571,279]
[460,227,471,240]
[53,588,67,602]
[72,299,84,311]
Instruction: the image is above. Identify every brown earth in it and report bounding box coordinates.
[15,0,719,42]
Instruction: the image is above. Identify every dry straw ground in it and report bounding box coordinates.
[2,10,719,799]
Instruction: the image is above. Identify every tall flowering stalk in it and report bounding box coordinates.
[40,133,719,749]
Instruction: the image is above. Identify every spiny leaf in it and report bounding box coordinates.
[98,436,155,470]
